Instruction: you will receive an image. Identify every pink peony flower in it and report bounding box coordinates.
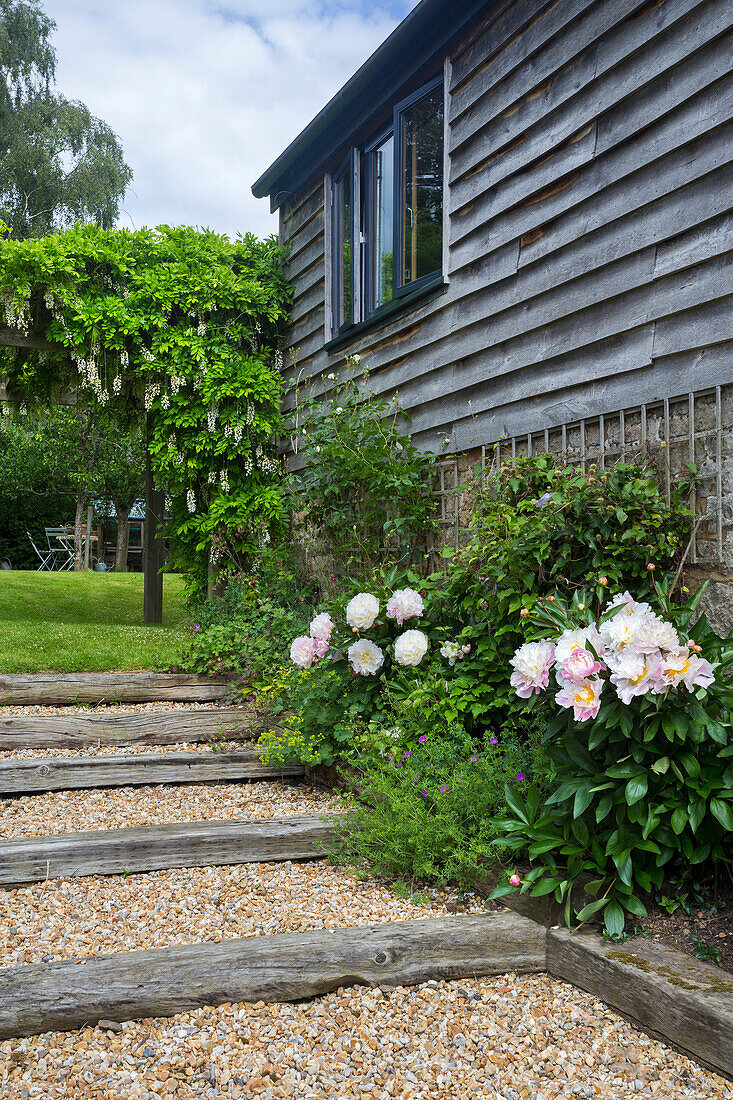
[561,648,603,682]
[312,637,330,659]
[555,677,603,721]
[290,636,318,670]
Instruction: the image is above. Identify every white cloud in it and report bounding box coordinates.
[43,0,419,238]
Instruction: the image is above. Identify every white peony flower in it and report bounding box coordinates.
[386,588,424,626]
[511,640,555,698]
[348,638,385,676]
[290,636,317,669]
[394,629,429,667]
[346,592,380,631]
[599,612,647,653]
[606,591,653,617]
[633,614,680,655]
[309,612,334,641]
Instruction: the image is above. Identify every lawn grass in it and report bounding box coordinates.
[0,571,190,673]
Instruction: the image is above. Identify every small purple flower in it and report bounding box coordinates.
[439,784,448,793]
[421,791,428,798]
[418,735,427,743]
[490,737,499,745]
[404,751,411,758]
[516,772,526,782]
[193,623,200,632]
[535,491,554,508]
[470,755,479,763]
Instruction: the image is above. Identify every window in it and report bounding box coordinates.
[330,75,444,339]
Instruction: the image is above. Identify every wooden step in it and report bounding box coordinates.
[0,672,230,706]
[0,913,546,1038]
[0,813,336,885]
[0,749,304,795]
[0,706,272,749]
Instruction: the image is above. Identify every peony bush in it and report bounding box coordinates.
[290,587,430,679]
[491,577,733,937]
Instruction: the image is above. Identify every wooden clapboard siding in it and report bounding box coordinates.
[277,0,733,452]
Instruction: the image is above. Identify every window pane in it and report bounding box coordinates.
[335,168,353,330]
[400,85,443,286]
[372,135,394,310]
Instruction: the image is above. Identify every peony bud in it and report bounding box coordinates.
[509,873,521,887]
[520,608,529,618]
[647,563,655,571]
[547,595,556,603]
[577,603,586,612]
[598,576,608,587]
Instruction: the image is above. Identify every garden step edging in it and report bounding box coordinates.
[0,748,304,795]
[0,672,232,706]
[0,706,272,749]
[547,927,733,1081]
[0,813,337,885]
[0,913,546,1039]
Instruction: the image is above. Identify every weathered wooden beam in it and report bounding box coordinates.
[0,706,267,749]
[0,813,336,885]
[547,928,733,1081]
[0,913,546,1038]
[0,749,303,795]
[0,326,55,352]
[0,672,230,705]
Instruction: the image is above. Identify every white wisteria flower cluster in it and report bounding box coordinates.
[289,589,429,676]
[510,591,715,722]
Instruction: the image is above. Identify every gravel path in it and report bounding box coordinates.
[0,863,481,966]
[0,741,249,760]
[0,702,226,717]
[0,781,341,838]
[1,974,730,1099]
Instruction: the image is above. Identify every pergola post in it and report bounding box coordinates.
[143,418,165,624]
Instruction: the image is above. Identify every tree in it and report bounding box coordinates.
[0,222,291,593]
[0,0,132,238]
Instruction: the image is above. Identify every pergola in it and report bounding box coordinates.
[0,324,165,623]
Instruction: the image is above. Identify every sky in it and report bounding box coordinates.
[43,0,421,238]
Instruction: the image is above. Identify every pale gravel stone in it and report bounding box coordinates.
[0,780,343,838]
[0,701,225,717]
[1,975,730,1098]
[0,740,246,760]
[0,862,481,966]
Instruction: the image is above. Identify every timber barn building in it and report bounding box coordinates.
[253,0,733,625]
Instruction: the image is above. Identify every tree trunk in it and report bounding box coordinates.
[115,506,131,573]
[73,489,86,571]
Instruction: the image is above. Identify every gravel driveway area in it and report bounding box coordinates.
[0,781,341,838]
[1,974,731,1099]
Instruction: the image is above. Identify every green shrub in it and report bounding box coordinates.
[432,455,690,734]
[331,727,549,889]
[289,362,439,572]
[490,581,733,937]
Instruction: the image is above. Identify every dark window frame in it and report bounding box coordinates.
[331,148,358,333]
[392,73,445,302]
[328,72,445,343]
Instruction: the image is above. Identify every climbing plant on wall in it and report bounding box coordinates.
[0,222,292,591]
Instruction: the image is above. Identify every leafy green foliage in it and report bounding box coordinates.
[431,455,689,733]
[289,364,439,574]
[0,223,292,591]
[0,0,131,238]
[489,584,733,936]
[330,729,548,889]
[0,409,76,567]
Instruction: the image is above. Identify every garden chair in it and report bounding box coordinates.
[44,527,75,570]
[27,531,55,571]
